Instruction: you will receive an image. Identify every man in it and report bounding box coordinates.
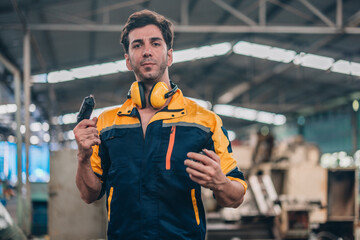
[74,9,247,240]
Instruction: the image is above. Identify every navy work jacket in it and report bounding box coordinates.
[91,89,247,240]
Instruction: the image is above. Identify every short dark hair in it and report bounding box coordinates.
[120,9,174,53]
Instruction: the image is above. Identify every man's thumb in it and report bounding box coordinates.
[92,117,98,125]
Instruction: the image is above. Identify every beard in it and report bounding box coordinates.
[131,56,168,84]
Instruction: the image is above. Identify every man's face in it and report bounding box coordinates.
[125,24,173,84]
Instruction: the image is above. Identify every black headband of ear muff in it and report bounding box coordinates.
[165,81,178,98]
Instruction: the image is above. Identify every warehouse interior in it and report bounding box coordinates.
[0,0,360,239]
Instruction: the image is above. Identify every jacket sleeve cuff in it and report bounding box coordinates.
[227,176,247,194]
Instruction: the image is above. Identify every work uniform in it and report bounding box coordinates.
[91,88,247,240]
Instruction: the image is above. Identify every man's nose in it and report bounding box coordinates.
[143,47,152,57]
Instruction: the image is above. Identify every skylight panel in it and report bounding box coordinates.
[232,41,252,56]
[47,70,74,83]
[299,53,334,70]
[113,60,128,72]
[247,43,271,59]
[71,65,101,79]
[0,104,17,114]
[273,115,287,125]
[213,104,286,125]
[213,104,236,117]
[173,42,231,64]
[331,60,351,74]
[234,107,257,121]
[351,62,360,77]
[256,111,276,124]
[34,40,359,84]
[267,47,296,63]
[96,62,119,75]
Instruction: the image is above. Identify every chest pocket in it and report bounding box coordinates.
[162,125,211,172]
[102,127,141,169]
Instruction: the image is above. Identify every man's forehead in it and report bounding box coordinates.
[129,24,164,43]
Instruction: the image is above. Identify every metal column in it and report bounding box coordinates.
[23,30,32,235]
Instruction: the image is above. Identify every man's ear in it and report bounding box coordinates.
[125,53,133,71]
[167,49,173,67]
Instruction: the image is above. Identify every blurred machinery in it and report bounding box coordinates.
[205,132,358,240]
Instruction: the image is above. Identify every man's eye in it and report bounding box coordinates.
[133,44,141,48]
[153,42,160,46]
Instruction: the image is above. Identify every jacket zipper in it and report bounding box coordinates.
[108,187,114,221]
[191,189,200,225]
[166,125,176,170]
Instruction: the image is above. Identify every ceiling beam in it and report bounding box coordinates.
[218,0,354,105]
[181,0,190,25]
[78,0,149,18]
[299,0,336,27]
[0,36,18,71]
[38,6,57,70]
[267,0,312,21]
[347,10,360,27]
[198,0,243,46]
[11,0,46,71]
[7,24,357,34]
[210,0,257,26]
[259,0,266,26]
[172,0,198,61]
[89,0,98,63]
[336,0,343,27]
[45,11,96,25]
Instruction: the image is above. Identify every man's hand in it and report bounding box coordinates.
[74,117,102,204]
[73,117,101,162]
[184,149,229,191]
[184,149,245,208]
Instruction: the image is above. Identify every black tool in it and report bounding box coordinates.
[77,95,95,124]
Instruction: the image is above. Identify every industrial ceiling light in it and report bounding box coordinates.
[30,122,42,132]
[47,70,74,83]
[33,42,232,83]
[213,104,286,125]
[71,65,102,79]
[113,60,128,72]
[351,62,360,77]
[233,40,360,75]
[29,104,36,112]
[256,111,277,125]
[43,133,51,143]
[233,41,296,63]
[212,104,236,118]
[33,40,360,84]
[353,100,359,112]
[331,60,351,74]
[297,53,334,70]
[0,104,17,114]
[92,62,119,75]
[234,106,257,121]
[30,135,40,145]
[267,47,296,63]
[172,42,232,64]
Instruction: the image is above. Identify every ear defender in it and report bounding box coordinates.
[128,81,178,109]
[129,81,147,108]
[148,82,169,109]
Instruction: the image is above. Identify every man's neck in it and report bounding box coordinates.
[136,70,171,93]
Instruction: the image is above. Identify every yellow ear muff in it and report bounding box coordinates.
[130,81,146,108]
[149,82,169,109]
